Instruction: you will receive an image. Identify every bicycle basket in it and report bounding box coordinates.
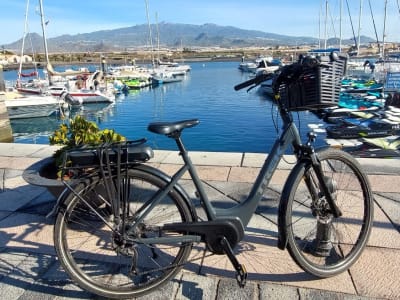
[278,53,347,111]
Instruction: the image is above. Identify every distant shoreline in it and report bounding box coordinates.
[1,56,242,71]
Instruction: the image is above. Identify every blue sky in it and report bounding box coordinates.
[1,0,399,46]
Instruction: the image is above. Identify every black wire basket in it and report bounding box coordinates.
[279,54,347,111]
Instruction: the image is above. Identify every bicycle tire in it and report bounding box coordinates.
[281,148,373,277]
[54,167,194,299]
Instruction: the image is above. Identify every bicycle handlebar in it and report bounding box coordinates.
[234,72,274,91]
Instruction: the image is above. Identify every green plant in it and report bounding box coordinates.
[49,115,126,175]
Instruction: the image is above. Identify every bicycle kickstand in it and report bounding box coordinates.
[220,236,247,288]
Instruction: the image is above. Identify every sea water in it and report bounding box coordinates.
[4,61,326,153]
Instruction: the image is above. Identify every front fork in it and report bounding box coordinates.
[277,134,342,251]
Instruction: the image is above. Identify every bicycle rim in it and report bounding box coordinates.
[285,149,373,277]
[54,169,193,298]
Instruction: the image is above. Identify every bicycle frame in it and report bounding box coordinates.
[156,107,303,228]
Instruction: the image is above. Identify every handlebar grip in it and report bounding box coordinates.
[234,77,257,91]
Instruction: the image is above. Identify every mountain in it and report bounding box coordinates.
[4,22,375,53]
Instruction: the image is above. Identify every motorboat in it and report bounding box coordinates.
[151,71,183,85]
[48,85,114,103]
[254,57,283,75]
[156,60,191,76]
[47,71,115,103]
[3,89,63,119]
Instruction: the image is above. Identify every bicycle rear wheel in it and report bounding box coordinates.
[54,167,194,299]
[281,148,373,277]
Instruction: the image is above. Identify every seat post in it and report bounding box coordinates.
[173,133,189,157]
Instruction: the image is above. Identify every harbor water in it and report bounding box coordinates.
[4,61,325,153]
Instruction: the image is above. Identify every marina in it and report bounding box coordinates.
[3,61,325,153]
[3,57,400,156]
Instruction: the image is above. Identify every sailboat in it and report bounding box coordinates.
[2,0,66,119]
[16,0,48,95]
[37,0,114,103]
[144,2,187,85]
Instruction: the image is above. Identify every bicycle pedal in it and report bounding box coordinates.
[219,236,247,288]
[236,264,247,288]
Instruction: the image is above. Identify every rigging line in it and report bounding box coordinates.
[345,0,358,50]
[27,31,39,76]
[368,0,380,54]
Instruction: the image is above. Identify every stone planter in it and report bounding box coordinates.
[23,157,65,198]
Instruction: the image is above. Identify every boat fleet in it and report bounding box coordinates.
[240,54,400,158]
[2,60,191,120]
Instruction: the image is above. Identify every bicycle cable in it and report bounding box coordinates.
[270,101,296,165]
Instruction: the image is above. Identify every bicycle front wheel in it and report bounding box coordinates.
[54,167,194,299]
[281,148,373,277]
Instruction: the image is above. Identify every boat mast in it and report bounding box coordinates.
[38,0,50,69]
[324,0,328,50]
[144,0,155,67]
[345,0,358,54]
[368,0,381,55]
[339,0,343,52]
[357,0,363,56]
[155,12,160,63]
[381,0,388,59]
[18,0,30,85]
[318,2,322,49]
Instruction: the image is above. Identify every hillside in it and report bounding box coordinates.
[4,22,374,53]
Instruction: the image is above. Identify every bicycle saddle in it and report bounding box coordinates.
[148,119,200,135]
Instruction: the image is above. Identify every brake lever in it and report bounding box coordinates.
[246,85,256,93]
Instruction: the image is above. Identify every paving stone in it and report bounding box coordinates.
[0,157,42,170]
[216,277,258,300]
[298,288,370,299]
[177,272,218,300]
[0,252,54,300]
[367,201,400,249]
[0,211,12,222]
[188,151,243,167]
[43,261,97,299]
[135,278,180,300]
[374,194,400,232]
[0,187,46,212]
[368,174,400,193]
[260,282,299,299]
[0,212,55,255]
[349,247,400,299]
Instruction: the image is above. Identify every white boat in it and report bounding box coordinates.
[238,61,258,73]
[3,90,63,119]
[151,71,183,85]
[255,57,282,75]
[156,60,191,75]
[47,70,115,103]
[48,85,114,103]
